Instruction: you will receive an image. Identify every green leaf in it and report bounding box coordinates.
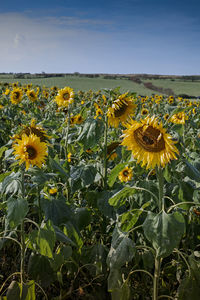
[0,146,8,159]
[64,222,83,251]
[107,226,135,269]
[74,207,91,230]
[48,157,68,179]
[109,187,137,208]
[184,160,200,182]
[1,172,21,195]
[20,280,36,300]
[29,221,56,258]
[77,118,104,149]
[7,197,29,228]
[41,198,72,226]
[119,202,150,232]
[143,211,185,258]
[108,163,127,187]
[70,164,97,192]
[6,281,20,300]
[28,253,55,287]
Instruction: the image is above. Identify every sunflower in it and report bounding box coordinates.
[49,188,58,195]
[10,88,23,104]
[141,108,149,116]
[169,112,188,124]
[74,114,84,124]
[164,113,170,121]
[55,87,74,107]
[118,167,133,182]
[107,92,137,127]
[27,89,38,102]
[13,134,48,170]
[121,116,179,169]
[14,119,49,143]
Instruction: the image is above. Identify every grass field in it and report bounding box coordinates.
[0,74,199,97]
[142,78,200,97]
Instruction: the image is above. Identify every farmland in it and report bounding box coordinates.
[0,77,200,299]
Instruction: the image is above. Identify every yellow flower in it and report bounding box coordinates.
[121,116,179,169]
[163,114,169,121]
[141,108,149,116]
[10,88,23,104]
[49,188,58,195]
[4,88,10,95]
[67,152,72,162]
[55,87,74,107]
[108,152,117,161]
[118,167,133,182]
[170,112,188,124]
[0,104,4,109]
[13,134,48,170]
[74,114,84,124]
[15,119,50,143]
[94,108,103,119]
[107,92,137,127]
[27,89,37,102]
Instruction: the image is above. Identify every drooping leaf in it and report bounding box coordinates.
[143,211,185,258]
[7,197,29,228]
[107,226,135,269]
[109,187,137,208]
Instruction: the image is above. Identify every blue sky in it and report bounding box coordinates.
[0,0,200,74]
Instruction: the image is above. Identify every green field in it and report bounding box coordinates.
[0,74,199,97]
[142,78,200,97]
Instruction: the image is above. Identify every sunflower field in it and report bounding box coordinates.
[0,82,200,300]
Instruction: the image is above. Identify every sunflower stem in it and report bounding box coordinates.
[153,257,161,300]
[156,167,164,212]
[20,168,26,284]
[103,113,108,188]
[64,107,71,160]
[37,186,42,224]
[153,166,164,300]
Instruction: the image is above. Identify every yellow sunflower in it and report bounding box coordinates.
[49,188,58,195]
[107,92,137,127]
[74,114,84,124]
[118,167,133,182]
[141,108,149,116]
[55,87,74,107]
[121,116,179,169]
[14,119,49,143]
[169,111,188,124]
[13,134,48,170]
[10,88,23,104]
[27,89,38,102]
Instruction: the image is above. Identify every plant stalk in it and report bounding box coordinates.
[103,114,108,188]
[20,168,26,284]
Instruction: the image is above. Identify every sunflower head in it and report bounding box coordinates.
[141,108,149,116]
[55,87,74,108]
[27,89,37,102]
[15,120,50,143]
[13,134,48,170]
[107,93,137,128]
[170,111,188,124]
[10,88,23,104]
[118,167,133,182]
[121,116,179,169]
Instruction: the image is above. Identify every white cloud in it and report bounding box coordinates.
[14,33,26,48]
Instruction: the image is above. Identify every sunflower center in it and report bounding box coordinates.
[30,92,35,98]
[123,170,129,176]
[26,145,37,159]
[13,92,20,99]
[114,102,128,117]
[134,126,165,152]
[63,93,70,100]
